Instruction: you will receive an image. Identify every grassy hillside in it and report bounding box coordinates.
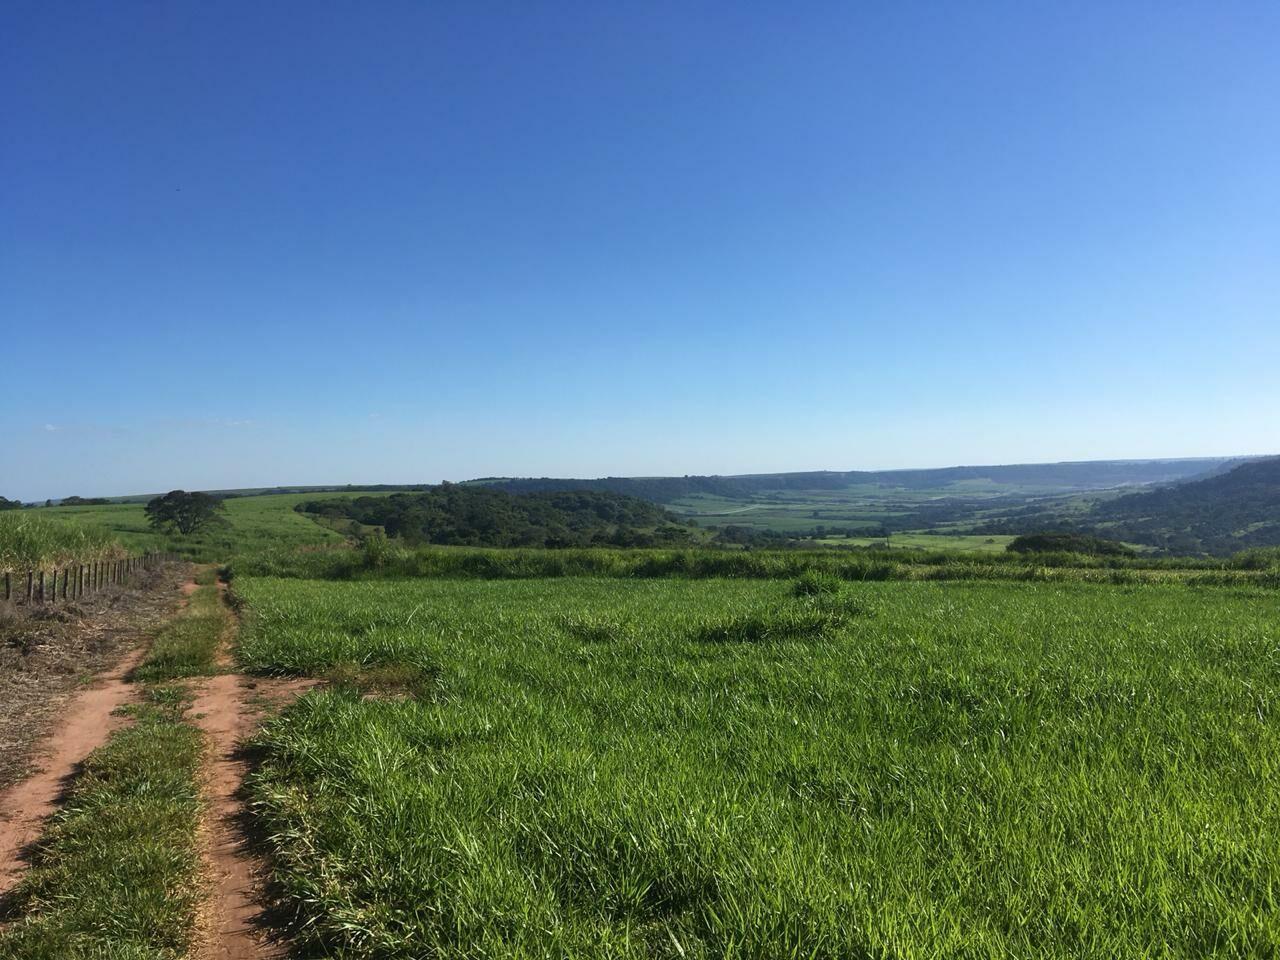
[475,457,1230,500]
[27,493,348,563]
[469,458,1236,539]
[9,453,1277,566]
[1087,456,1280,554]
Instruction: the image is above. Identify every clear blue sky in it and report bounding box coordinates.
[3,2,1277,500]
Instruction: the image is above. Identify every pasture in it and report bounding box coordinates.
[28,493,350,562]
[814,532,1017,552]
[236,574,1280,957]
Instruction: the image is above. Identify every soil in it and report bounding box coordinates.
[191,582,317,960]
[0,565,189,790]
[0,568,317,957]
[0,564,190,896]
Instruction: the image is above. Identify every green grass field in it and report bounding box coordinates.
[663,483,1100,535]
[235,574,1280,957]
[28,493,349,563]
[0,513,123,571]
[815,533,1017,552]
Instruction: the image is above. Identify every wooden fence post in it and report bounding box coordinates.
[38,571,45,604]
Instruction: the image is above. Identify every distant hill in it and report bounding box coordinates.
[1087,456,1280,555]
[469,458,1235,503]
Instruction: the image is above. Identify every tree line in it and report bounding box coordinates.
[297,485,697,549]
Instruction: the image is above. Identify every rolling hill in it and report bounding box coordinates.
[1087,456,1280,554]
[470,458,1233,502]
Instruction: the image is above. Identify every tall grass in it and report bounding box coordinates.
[37,493,349,563]
[0,513,122,572]
[225,543,1280,589]
[239,576,1280,957]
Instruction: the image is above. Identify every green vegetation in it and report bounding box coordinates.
[225,541,1280,591]
[471,459,1233,542]
[0,687,204,960]
[236,575,1280,957]
[0,569,241,957]
[475,457,1280,555]
[132,581,227,682]
[36,492,348,562]
[6,480,1280,956]
[144,489,226,536]
[1087,455,1280,554]
[0,513,122,572]
[299,486,696,548]
[479,458,1226,502]
[1007,532,1135,556]
[12,452,1277,564]
[816,533,1016,552]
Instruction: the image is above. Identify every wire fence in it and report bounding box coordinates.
[1,551,180,605]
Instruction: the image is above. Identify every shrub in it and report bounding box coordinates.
[791,570,844,597]
[1007,533,1136,557]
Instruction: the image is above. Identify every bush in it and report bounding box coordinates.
[791,570,844,597]
[1007,533,1136,557]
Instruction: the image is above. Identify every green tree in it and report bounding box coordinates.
[145,490,225,535]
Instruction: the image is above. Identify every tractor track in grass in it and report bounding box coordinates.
[192,579,316,960]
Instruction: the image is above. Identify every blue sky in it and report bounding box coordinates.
[3,2,1278,499]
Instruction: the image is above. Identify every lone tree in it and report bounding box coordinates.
[145,490,225,535]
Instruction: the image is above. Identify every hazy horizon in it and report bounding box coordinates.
[13,449,1271,504]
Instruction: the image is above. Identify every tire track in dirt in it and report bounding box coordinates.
[192,581,316,960]
[0,640,151,897]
